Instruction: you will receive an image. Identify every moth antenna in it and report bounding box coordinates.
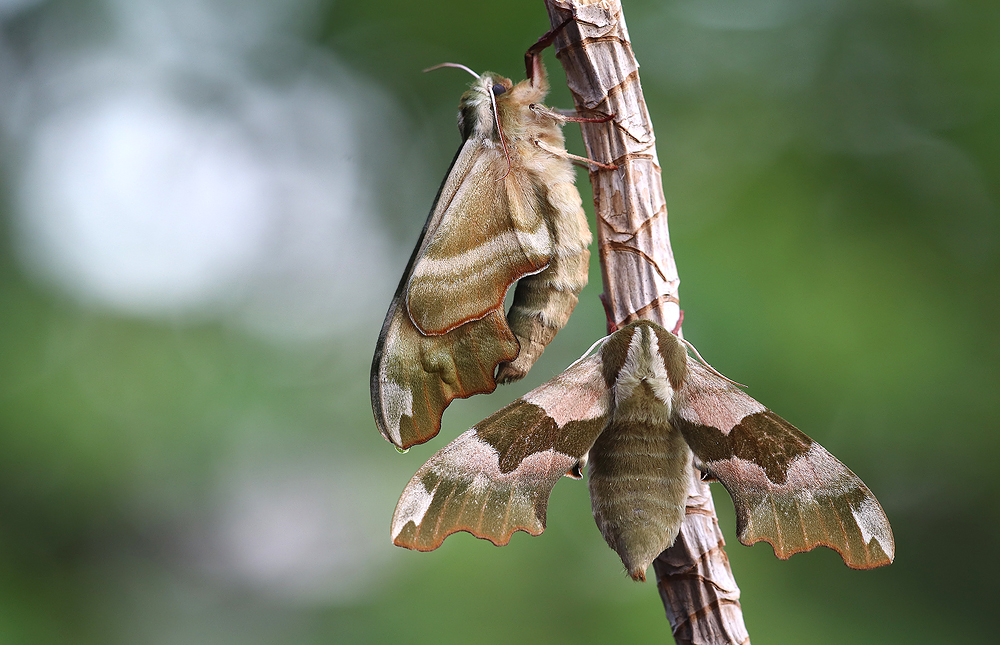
[677,337,746,389]
[566,334,612,371]
[670,309,684,336]
[489,86,512,181]
[423,62,480,79]
[424,63,511,178]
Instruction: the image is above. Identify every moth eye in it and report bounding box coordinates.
[491,83,506,95]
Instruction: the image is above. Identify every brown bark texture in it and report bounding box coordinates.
[541,1,751,643]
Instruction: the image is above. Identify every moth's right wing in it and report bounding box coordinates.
[672,360,895,569]
[391,353,610,550]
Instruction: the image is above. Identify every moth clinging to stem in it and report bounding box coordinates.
[391,320,895,581]
[371,21,615,451]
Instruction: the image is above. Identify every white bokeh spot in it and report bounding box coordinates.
[18,89,272,313]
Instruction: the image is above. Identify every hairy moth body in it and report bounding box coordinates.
[372,56,590,450]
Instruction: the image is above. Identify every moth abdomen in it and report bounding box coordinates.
[496,121,591,384]
[498,246,589,383]
[588,418,692,581]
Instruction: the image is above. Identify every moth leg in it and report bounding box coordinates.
[530,103,615,124]
[566,453,589,479]
[525,16,574,81]
[562,113,616,123]
[599,293,618,334]
[534,139,618,171]
[693,455,718,483]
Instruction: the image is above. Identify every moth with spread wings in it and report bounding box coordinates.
[391,320,894,581]
[371,45,600,450]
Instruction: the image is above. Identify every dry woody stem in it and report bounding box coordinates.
[542,1,750,642]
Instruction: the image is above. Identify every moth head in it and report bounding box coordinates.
[425,62,549,183]
[423,63,501,139]
[599,322,689,415]
[447,71,511,141]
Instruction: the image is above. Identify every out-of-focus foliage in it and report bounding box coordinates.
[0,0,996,642]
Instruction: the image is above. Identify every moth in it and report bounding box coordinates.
[391,320,894,581]
[371,27,611,451]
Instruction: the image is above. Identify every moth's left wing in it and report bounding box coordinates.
[406,148,552,335]
[371,140,527,450]
[392,353,610,551]
[672,361,895,569]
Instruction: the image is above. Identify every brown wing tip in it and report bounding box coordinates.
[375,353,511,450]
[392,523,544,552]
[738,533,895,570]
[376,411,443,451]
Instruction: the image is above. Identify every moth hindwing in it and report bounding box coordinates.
[391,321,894,581]
[371,55,591,450]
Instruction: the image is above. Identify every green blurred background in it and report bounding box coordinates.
[0,0,996,642]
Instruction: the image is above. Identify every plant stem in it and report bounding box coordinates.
[542,1,750,642]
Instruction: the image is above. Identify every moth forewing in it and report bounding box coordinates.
[372,57,594,448]
[404,144,551,333]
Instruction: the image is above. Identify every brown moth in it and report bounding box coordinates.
[391,320,894,581]
[371,36,604,451]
